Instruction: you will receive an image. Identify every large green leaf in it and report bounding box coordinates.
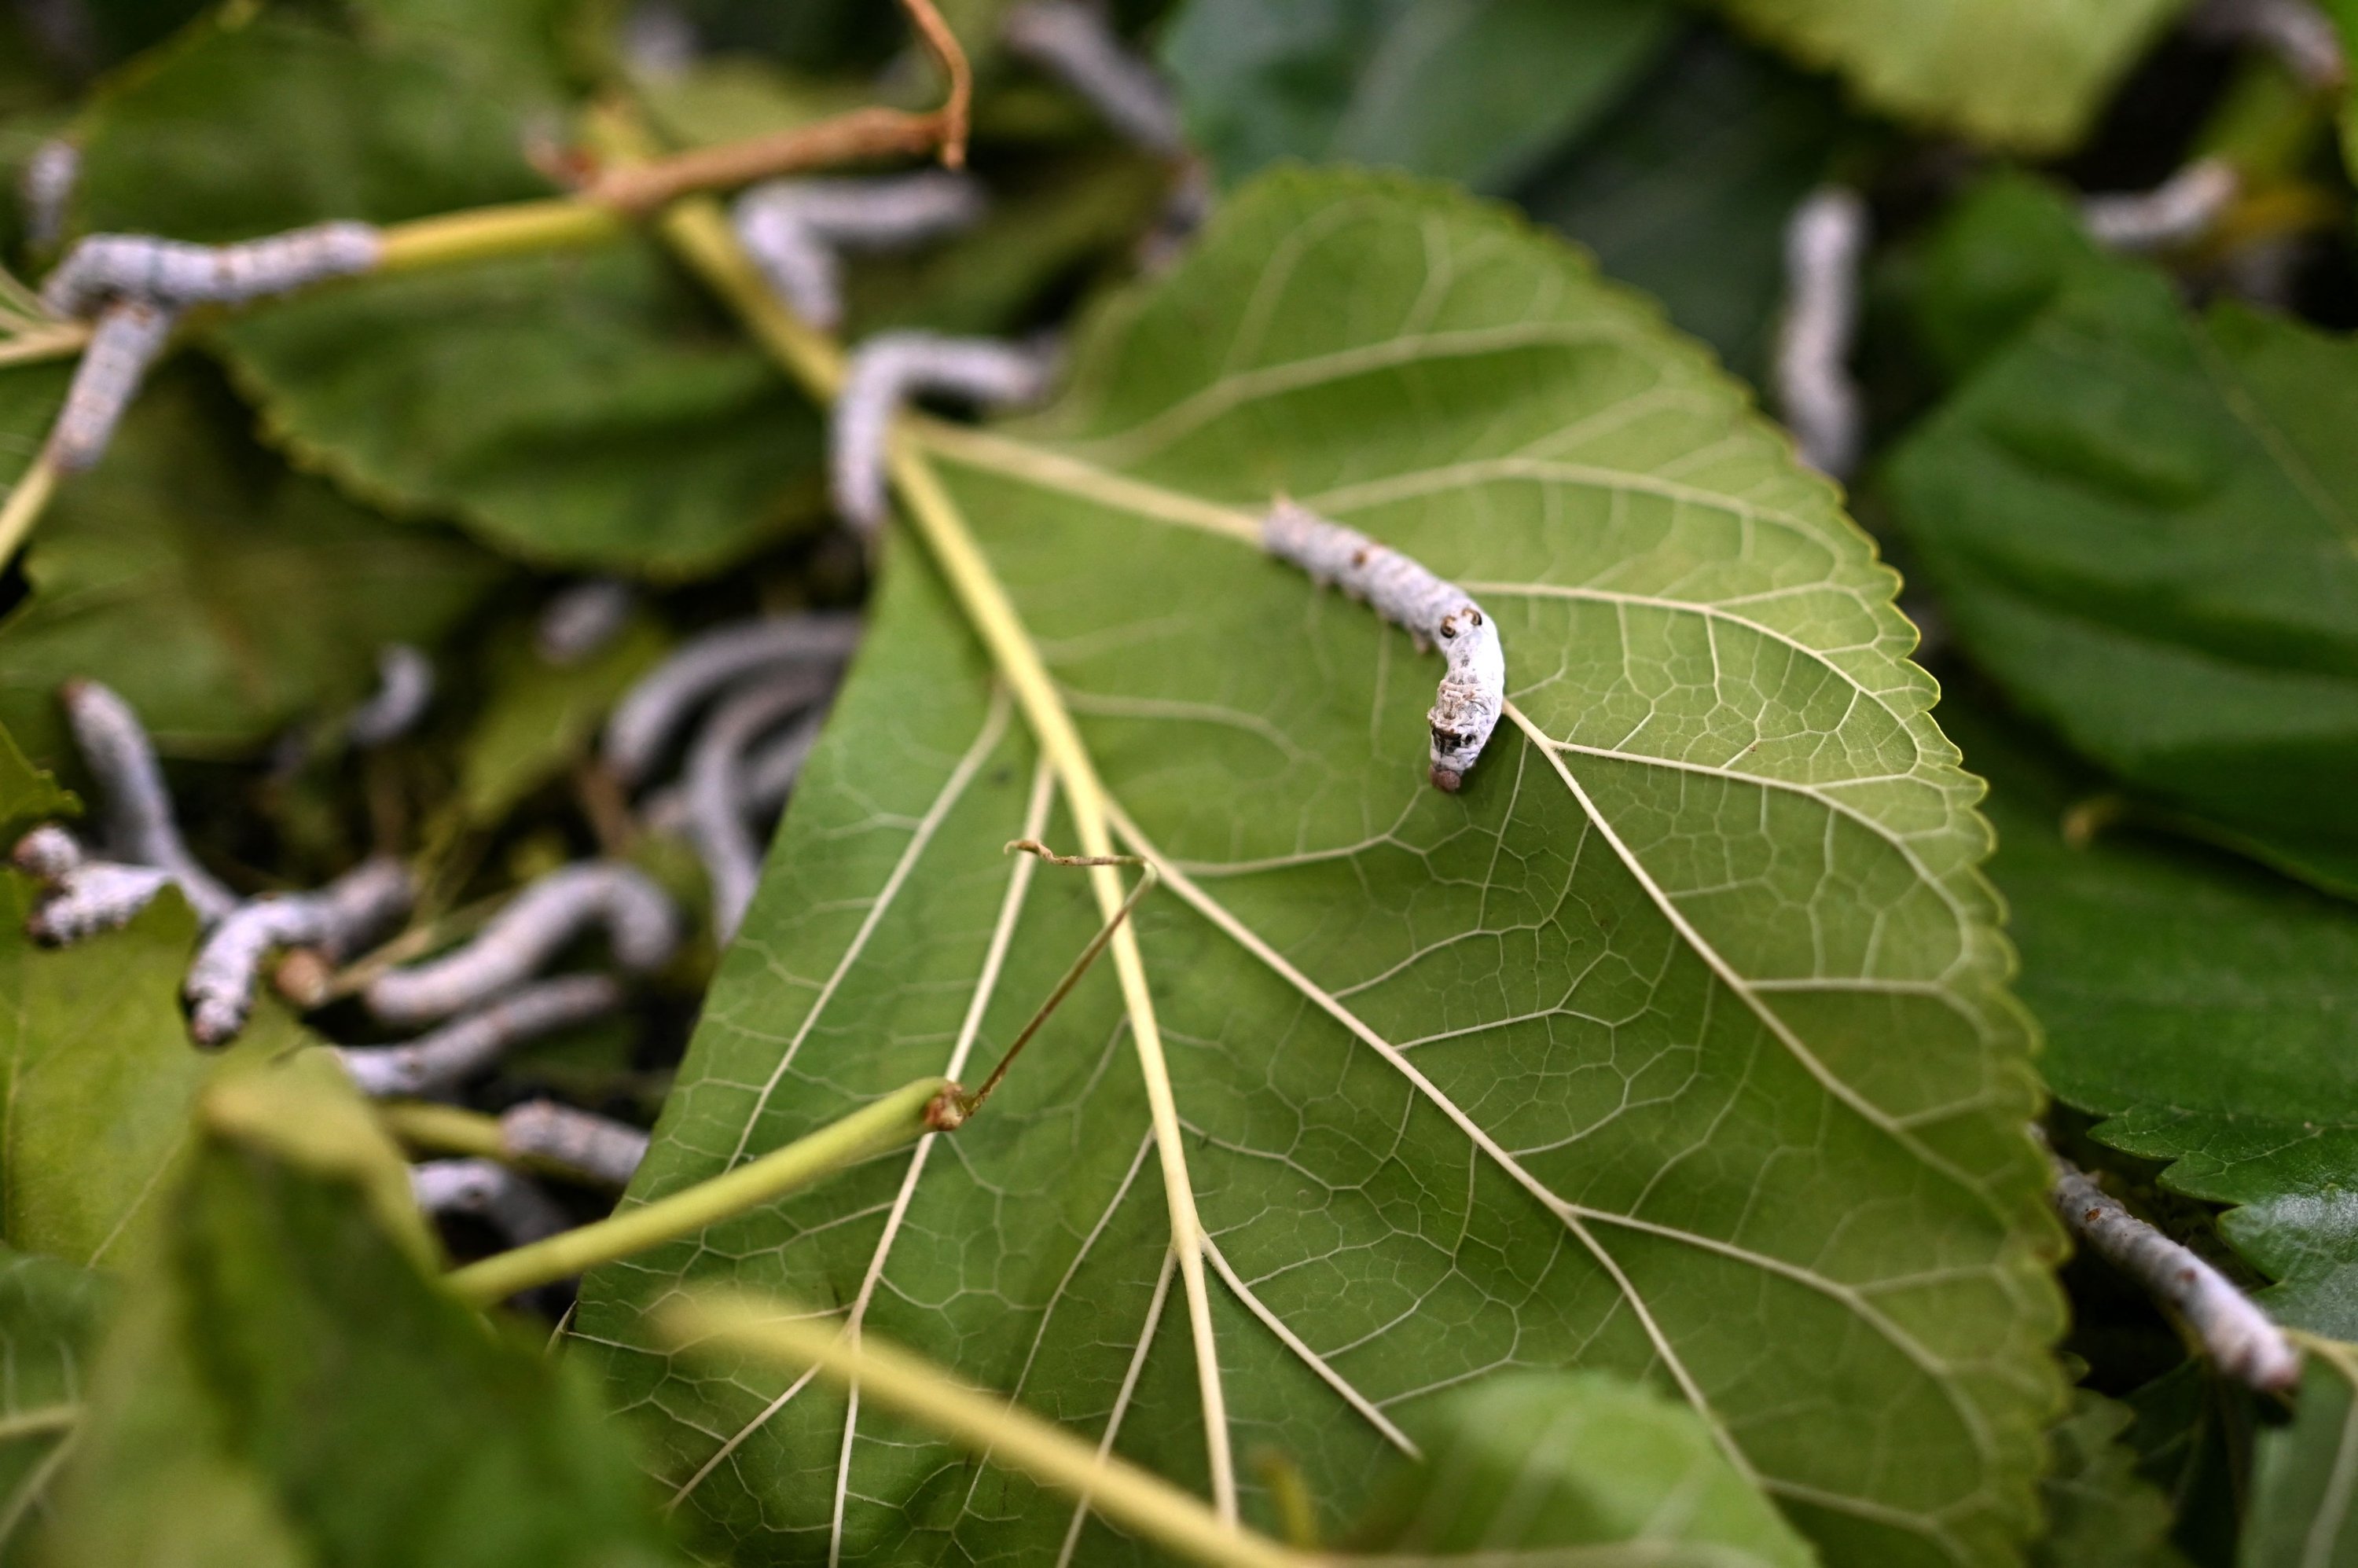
[1883,261,2358,898]
[2030,1390,2187,1568]
[0,369,503,766]
[0,1247,108,1563]
[1956,700,2358,1338]
[2243,1338,2358,1566]
[40,1055,685,1568]
[576,169,2061,1568]
[1361,1370,1815,1564]
[0,722,72,843]
[1161,0,1677,193]
[1703,0,2184,152]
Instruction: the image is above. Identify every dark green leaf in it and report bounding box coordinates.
[459,615,670,828]
[0,721,72,844]
[1162,0,1677,193]
[1884,261,2358,896]
[0,369,504,766]
[2243,1338,2358,1567]
[1898,171,2108,385]
[39,1053,685,1568]
[2032,1390,2189,1568]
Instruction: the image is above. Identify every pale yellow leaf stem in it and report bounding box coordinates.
[660,1291,1304,1568]
[0,455,58,571]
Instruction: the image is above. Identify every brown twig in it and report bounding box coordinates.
[1005,838,1141,868]
[590,0,971,214]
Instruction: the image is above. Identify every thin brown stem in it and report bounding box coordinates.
[1005,838,1143,868]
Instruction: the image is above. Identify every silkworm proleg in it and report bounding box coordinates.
[364,863,676,1026]
[61,679,236,922]
[602,614,863,784]
[46,299,176,472]
[182,857,411,1045]
[1775,185,1868,481]
[339,973,627,1096]
[1003,2,1185,155]
[831,332,1056,531]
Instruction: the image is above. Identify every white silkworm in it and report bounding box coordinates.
[338,973,627,1096]
[45,298,176,473]
[499,1100,648,1188]
[182,857,410,1045]
[637,703,825,838]
[2051,1156,2301,1392]
[602,614,863,784]
[734,172,985,331]
[832,332,1057,531]
[61,679,237,923]
[364,862,678,1026]
[24,861,171,945]
[409,1158,570,1247]
[2083,158,2241,252]
[1774,185,1868,482]
[2190,0,2346,88]
[10,824,82,882]
[535,578,638,666]
[39,221,382,320]
[1003,1,1186,156]
[343,644,435,747]
[20,139,77,252]
[684,672,834,942]
[1263,501,1504,792]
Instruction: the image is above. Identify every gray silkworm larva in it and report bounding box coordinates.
[832,332,1058,531]
[20,139,77,252]
[1774,185,1868,482]
[2051,1155,2300,1391]
[337,972,627,1096]
[637,702,825,838]
[1263,501,1504,792]
[46,299,177,473]
[408,1158,570,1247]
[343,644,435,747]
[61,679,237,923]
[24,861,171,945]
[10,824,82,882]
[364,862,678,1026]
[684,670,835,942]
[535,577,638,666]
[499,1100,649,1188]
[182,857,412,1046]
[602,614,864,784]
[39,221,383,320]
[733,172,985,332]
[2190,0,2346,88]
[1002,2,1185,156]
[2082,158,2241,252]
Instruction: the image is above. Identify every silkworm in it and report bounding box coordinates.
[602,614,863,784]
[20,139,77,252]
[182,857,411,1045]
[2051,1155,2299,1391]
[535,578,637,666]
[364,862,678,1026]
[684,671,835,942]
[734,172,985,330]
[45,299,177,473]
[1262,501,1504,792]
[2082,158,2241,252]
[832,332,1057,531]
[499,1100,648,1188]
[1002,1,1185,156]
[637,700,825,839]
[39,221,383,320]
[2190,0,2345,89]
[408,1158,569,1247]
[61,679,237,923]
[10,824,82,882]
[343,644,435,747]
[338,973,627,1096]
[24,861,171,945]
[1774,185,1868,482]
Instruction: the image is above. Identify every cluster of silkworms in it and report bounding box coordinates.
[1774,185,1868,482]
[732,171,986,332]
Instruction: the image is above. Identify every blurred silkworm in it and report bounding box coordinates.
[61,679,236,923]
[1774,185,1868,482]
[684,671,834,941]
[602,614,863,784]
[182,857,411,1045]
[40,221,383,319]
[46,298,176,472]
[1003,2,1185,155]
[535,578,638,666]
[1263,501,1504,792]
[741,702,827,814]
[364,862,677,1026]
[831,332,1057,531]
[20,139,77,252]
[409,1158,570,1247]
[2051,1155,2299,1391]
[338,973,626,1096]
[10,824,82,881]
[2189,0,2345,88]
[500,1099,648,1188]
[734,171,986,331]
[343,644,435,747]
[24,861,171,944]
[2083,158,2240,252]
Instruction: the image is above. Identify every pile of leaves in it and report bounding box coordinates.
[2,0,2356,1563]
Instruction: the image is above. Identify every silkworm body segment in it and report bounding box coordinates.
[1262,501,1504,791]
[339,973,626,1096]
[603,614,863,784]
[61,679,236,922]
[1775,185,1868,481]
[47,299,177,472]
[734,172,984,331]
[182,857,412,1045]
[41,222,384,319]
[832,332,1056,530]
[1003,2,1185,155]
